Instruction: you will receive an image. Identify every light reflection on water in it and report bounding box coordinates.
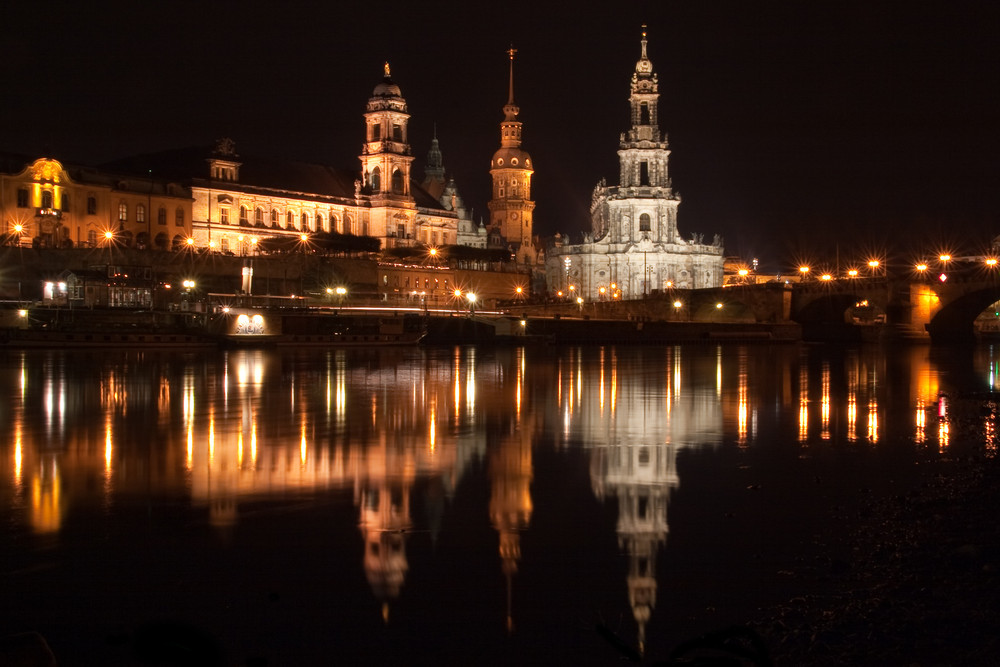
[1,343,998,664]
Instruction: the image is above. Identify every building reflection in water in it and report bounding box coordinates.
[1,341,990,647]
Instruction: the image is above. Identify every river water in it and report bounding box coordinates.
[1,342,997,665]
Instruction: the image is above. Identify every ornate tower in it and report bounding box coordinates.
[488,47,536,264]
[607,27,681,245]
[360,63,414,200]
[360,63,417,245]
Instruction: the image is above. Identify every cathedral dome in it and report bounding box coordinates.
[373,78,401,97]
[372,62,402,97]
[491,147,532,169]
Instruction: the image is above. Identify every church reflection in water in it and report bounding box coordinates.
[1,342,987,650]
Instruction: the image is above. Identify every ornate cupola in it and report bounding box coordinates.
[360,62,414,200]
[488,47,536,263]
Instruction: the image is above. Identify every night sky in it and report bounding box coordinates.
[3,1,997,268]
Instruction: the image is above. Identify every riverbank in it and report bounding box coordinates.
[750,394,1000,665]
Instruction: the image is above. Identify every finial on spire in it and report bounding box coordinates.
[507,44,518,105]
[383,61,391,78]
[640,25,648,59]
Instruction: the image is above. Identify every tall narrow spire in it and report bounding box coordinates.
[507,45,517,105]
[504,46,520,122]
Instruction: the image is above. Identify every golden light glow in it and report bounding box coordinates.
[738,268,749,277]
[939,254,951,262]
[987,258,998,267]
[916,263,928,272]
[186,237,195,245]
[848,269,859,277]
[799,265,810,274]
[868,260,880,269]
[673,301,682,308]
[820,274,832,281]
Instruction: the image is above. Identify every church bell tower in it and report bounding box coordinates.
[360,63,414,202]
[488,47,537,264]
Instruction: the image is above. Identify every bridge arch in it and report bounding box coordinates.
[925,285,1000,342]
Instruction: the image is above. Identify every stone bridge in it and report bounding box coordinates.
[515,276,1000,342]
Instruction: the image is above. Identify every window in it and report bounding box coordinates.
[220,238,229,253]
[346,216,354,235]
[61,194,70,212]
[391,169,404,194]
[175,208,184,227]
[158,207,167,225]
[397,223,405,238]
[118,202,128,222]
[255,207,263,226]
[42,190,53,209]
[371,124,381,141]
[392,124,402,142]
[331,214,340,233]
[87,196,97,215]
[371,167,381,192]
[316,213,323,231]
[301,212,308,230]
[87,229,98,246]
[640,101,650,125]
[220,207,230,224]
[640,162,649,186]
[17,188,29,208]
[271,210,279,227]
[239,206,249,225]
[286,211,294,228]
[639,213,651,232]
[136,204,146,223]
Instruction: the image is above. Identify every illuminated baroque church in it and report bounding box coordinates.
[545,30,724,300]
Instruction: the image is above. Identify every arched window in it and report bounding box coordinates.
[136,204,146,223]
[639,213,651,232]
[87,196,97,215]
[316,213,324,231]
[239,206,249,225]
[271,210,279,228]
[118,202,128,222]
[301,212,309,230]
[175,208,184,227]
[158,207,167,225]
[255,207,264,226]
[331,214,340,233]
[286,211,294,228]
[640,101,650,125]
[371,167,381,192]
[346,215,354,235]
[42,190,53,209]
[391,169,404,194]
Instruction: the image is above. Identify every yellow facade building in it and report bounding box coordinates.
[1,156,193,250]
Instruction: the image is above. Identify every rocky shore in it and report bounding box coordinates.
[751,394,1000,666]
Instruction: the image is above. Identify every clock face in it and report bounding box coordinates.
[511,213,518,220]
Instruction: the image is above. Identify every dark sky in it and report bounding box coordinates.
[3,1,997,266]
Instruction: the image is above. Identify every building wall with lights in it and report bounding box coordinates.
[545,32,724,301]
[0,156,193,250]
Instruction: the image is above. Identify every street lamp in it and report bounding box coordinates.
[798,265,810,281]
[867,259,880,277]
[467,292,477,315]
[847,269,859,278]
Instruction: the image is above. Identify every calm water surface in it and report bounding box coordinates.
[1,343,997,665]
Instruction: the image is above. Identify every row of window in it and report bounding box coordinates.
[118,202,185,226]
[219,206,356,233]
[16,188,185,226]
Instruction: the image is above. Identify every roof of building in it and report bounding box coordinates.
[101,147,449,212]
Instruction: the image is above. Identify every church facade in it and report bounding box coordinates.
[545,31,724,301]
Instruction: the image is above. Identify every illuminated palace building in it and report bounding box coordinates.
[1,64,481,258]
[546,31,724,300]
[0,154,193,249]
